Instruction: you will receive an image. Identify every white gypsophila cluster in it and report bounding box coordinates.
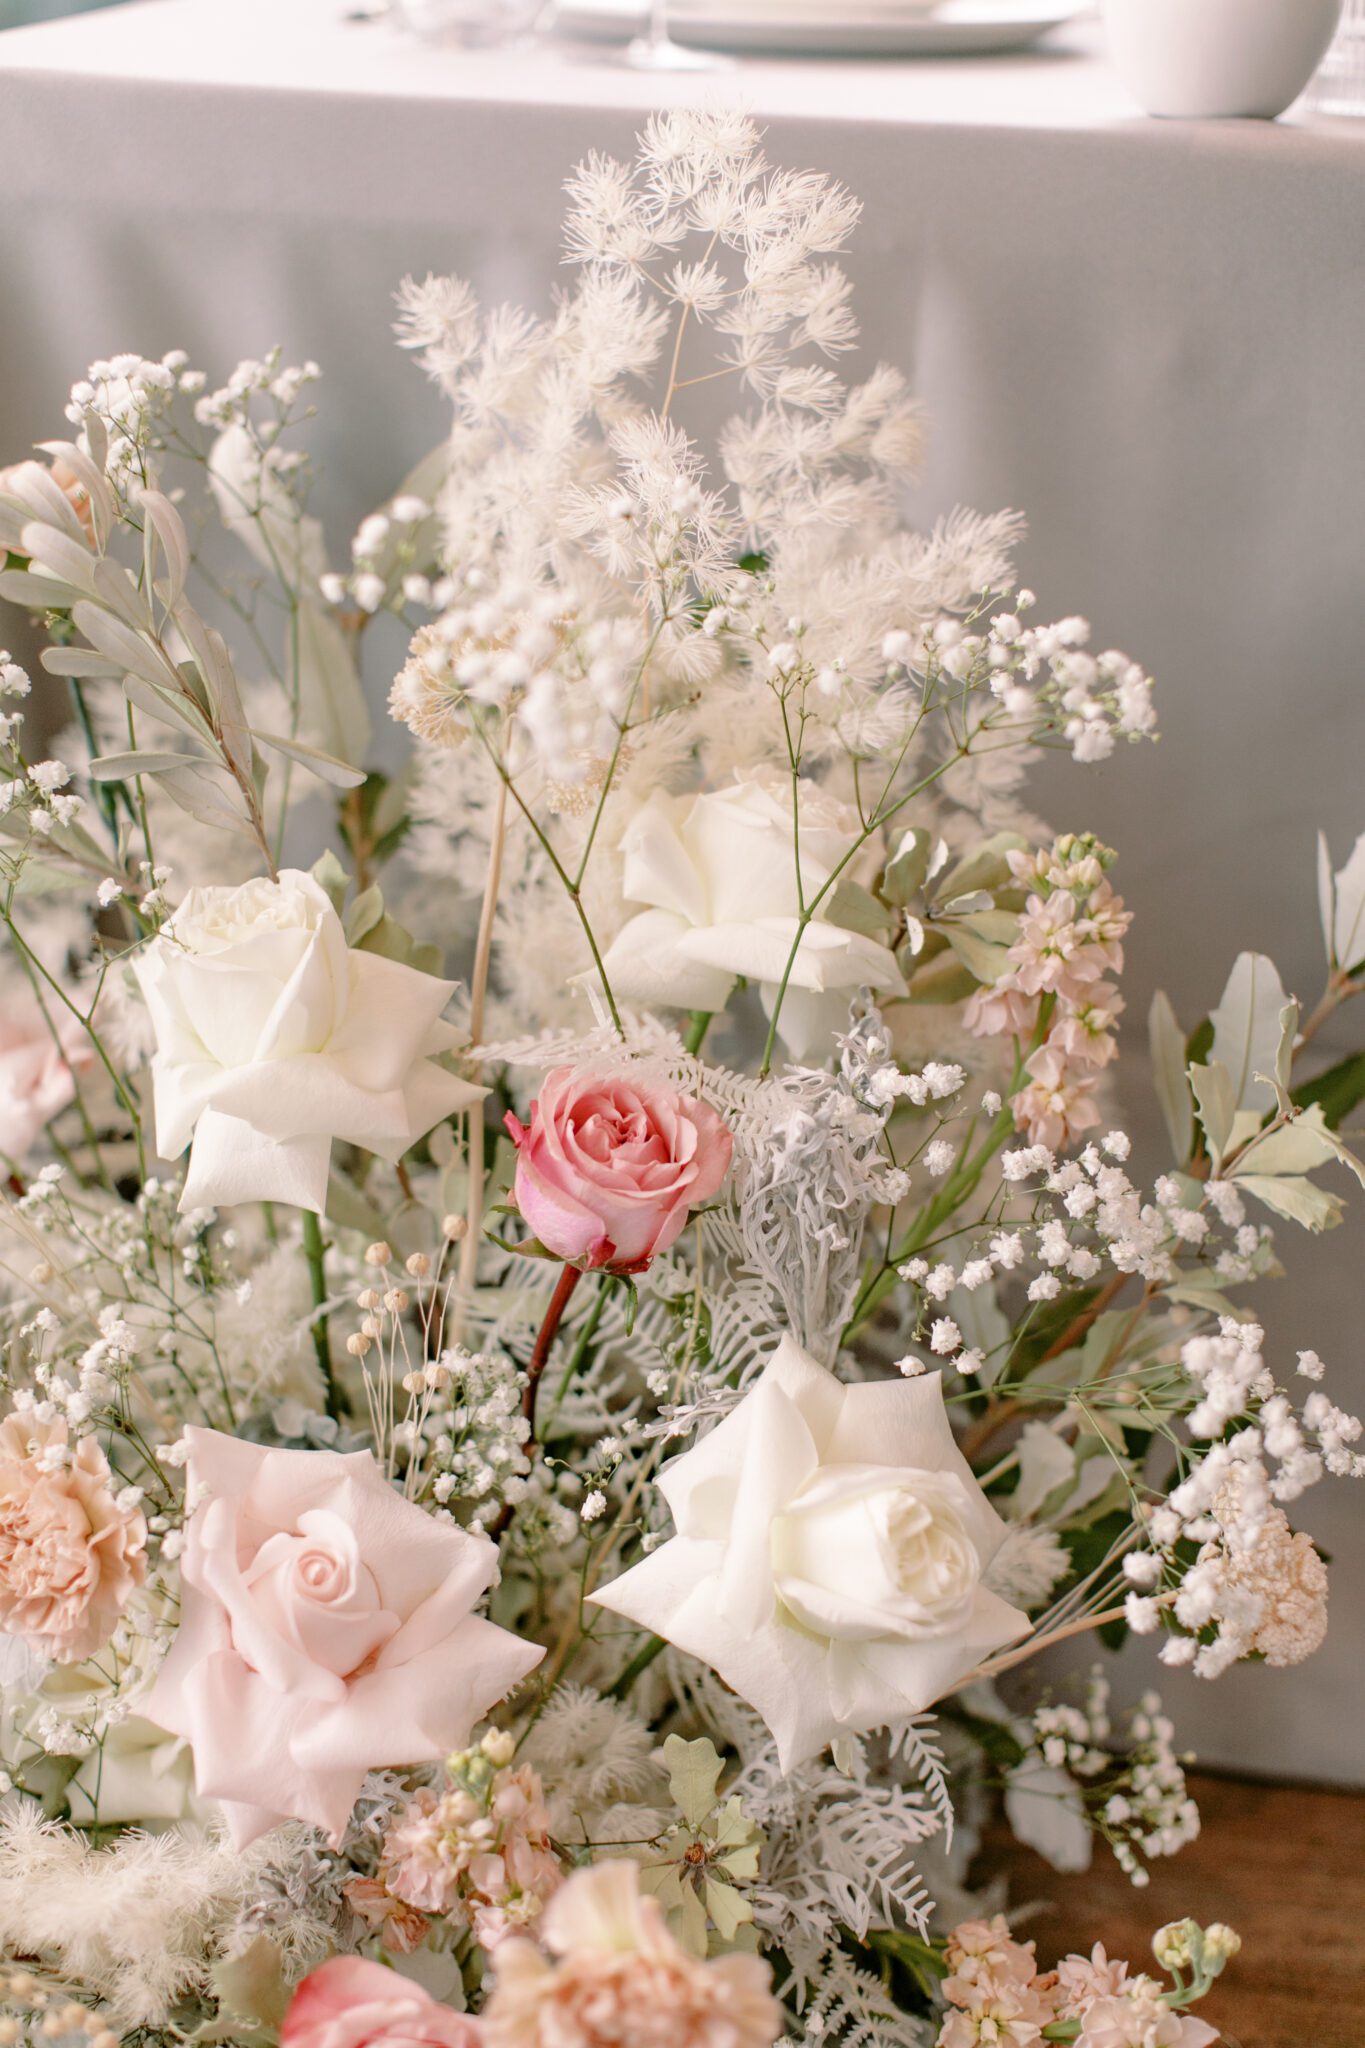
[1116,1320,1361,1676]
[1031,1674,1199,1888]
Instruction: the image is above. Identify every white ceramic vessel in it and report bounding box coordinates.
[1104,0,1344,117]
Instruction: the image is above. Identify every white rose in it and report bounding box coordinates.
[591,1336,1030,1771]
[595,780,904,1057]
[770,1464,982,1642]
[134,869,481,1213]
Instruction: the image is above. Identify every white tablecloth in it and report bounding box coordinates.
[2,0,1364,1781]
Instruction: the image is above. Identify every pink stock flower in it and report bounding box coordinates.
[145,1429,542,1847]
[0,1408,147,1663]
[962,982,1040,1041]
[1072,1979,1217,2048]
[482,1860,782,2048]
[938,1916,1061,2048]
[1013,1044,1103,1152]
[344,1877,432,1955]
[379,1760,563,1950]
[1055,1945,1131,2013]
[281,1957,483,2048]
[506,1067,731,1274]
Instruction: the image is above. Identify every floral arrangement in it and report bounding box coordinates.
[0,109,1359,2048]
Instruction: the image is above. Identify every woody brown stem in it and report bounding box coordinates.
[523,1263,584,1440]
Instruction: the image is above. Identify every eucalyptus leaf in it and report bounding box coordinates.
[89,749,211,782]
[0,568,81,610]
[255,728,366,789]
[1148,989,1194,1163]
[140,489,191,611]
[71,599,181,695]
[1236,1174,1343,1232]
[1209,951,1290,1116]
[19,522,99,597]
[39,646,126,680]
[1322,830,1365,975]
[36,439,115,545]
[1189,1061,1235,1168]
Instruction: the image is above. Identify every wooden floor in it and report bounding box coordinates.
[981,1772,1365,2047]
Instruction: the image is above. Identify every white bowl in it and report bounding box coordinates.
[1104,0,1343,117]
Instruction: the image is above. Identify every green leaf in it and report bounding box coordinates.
[1237,1174,1343,1231]
[211,1935,291,2029]
[826,877,890,940]
[345,883,386,947]
[931,831,1027,904]
[942,920,1012,986]
[867,1927,949,2002]
[703,1875,754,1942]
[1148,989,1194,1163]
[906,949,979,1004]
[663,1733,725,1828]
[311,848,351,915]
[1293,1050,1365,1130]
[1240,1103,1365,1191]
[255,728,366,789]
[1189,1061,1235,1169]
[89,749,211,782]
[882,827,931,906]
[1210,951,1290,1117]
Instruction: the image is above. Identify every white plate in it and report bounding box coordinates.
[554,0,1087,56]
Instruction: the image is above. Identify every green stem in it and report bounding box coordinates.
[605,1629,668,1701]
[302,1209,343,1421]
[683,1010,713,1056]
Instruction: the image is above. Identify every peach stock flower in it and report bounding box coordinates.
[482,1860,782,2048]
[281,1957,483,2048]
[0,1407,147,1664]
[146,1429,542,1847]
[506,1066,731,1274]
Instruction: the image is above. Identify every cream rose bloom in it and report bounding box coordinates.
[134,869,482,1213]
[595,781,904,1057]
[146,1428,543,1847]
[0,1408,148,1665]
[591,1337,1030,1770]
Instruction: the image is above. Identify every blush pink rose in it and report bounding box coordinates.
[505,1068,731,1274]
[0,987,92,1163]
[0,1407,148,1663]
[282,1957,483,2048]
[146,1429,543,1848]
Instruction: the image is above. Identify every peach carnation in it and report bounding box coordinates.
[482,1860,782,2048]
[0,1408,147,1664]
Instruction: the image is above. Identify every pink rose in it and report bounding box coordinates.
[505,1068,731,1274]
[0,1408,148,1663]
[0,987,92,1163]
[146,1429,542,1847]
[282,1958,483,2048]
